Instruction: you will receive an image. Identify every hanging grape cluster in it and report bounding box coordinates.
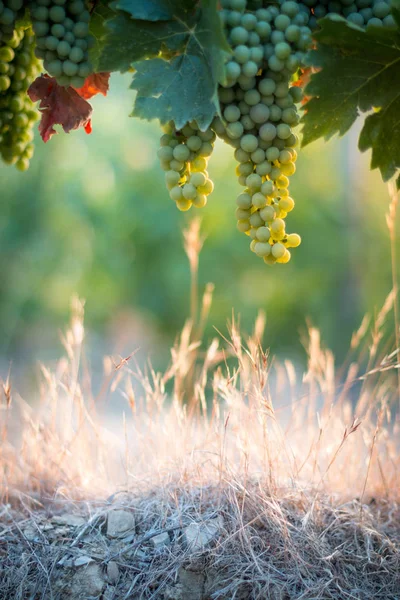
[30,0,93,88]
[157,122,216,212]
[0,27,41,170]
[212,0,310,265]
[0,0,25,44]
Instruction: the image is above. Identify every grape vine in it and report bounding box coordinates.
[1,0,399,267]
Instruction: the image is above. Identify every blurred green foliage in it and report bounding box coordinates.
[0,75,398,371]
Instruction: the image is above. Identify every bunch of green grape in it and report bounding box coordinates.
[30,0,93,88]
[0,27,41,170]
[0,0,25,44]
[157,122,215,212]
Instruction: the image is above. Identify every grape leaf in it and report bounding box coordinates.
[27,75,92,142]
[94,12,187,72]
[112,0,196,21]
[301,16,400,185]
[89,0,116,69]
[130,0,230,131]
[74,72,111,100]
[359,99,400,185]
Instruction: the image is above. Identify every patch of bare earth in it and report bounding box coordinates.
[1,487,400,599]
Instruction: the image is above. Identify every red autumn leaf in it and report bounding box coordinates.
[27,74,92,143]
[74,72,111,100]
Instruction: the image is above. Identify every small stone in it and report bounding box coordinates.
[106,561,119,584]
[73,555,93,567]
[183,516,224,551]
[164,584,183,600]
[106,509,135,538]
[52,513,85,527]
[71,563,104,597]
[151,532,170,548]
[23,525,37,541]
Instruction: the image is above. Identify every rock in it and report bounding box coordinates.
[73,555,93,567]
[106,509,135,538]
[52,514,85,527]
[106,561,119,584]
[151,532,170,548]
[23,525,37,541]
[71,563,104,598]
[164,584,183,600]
[183,516,224,551]
[178,567,205,600]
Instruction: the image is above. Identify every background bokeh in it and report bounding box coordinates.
[0,74,397,390]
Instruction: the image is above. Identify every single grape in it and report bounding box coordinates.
[286,233,301,247]
[193,194,207,208]
[165,170,181,187]
[49,5,65,22]
[255,242,272,256]
[173,144,190,162]
[259,123,277,141]
[176,198,192,211]
[240,133,258,152]
[256,226,271,242]
[252,192,267,208]
[279,197,294,212]
[246,173,262,190]
[230,26,249,44]
[237,218,251,232]
[169,186,183,202]
[249,211,264,227]
[236,192,252,208]
[249,103,270,123]
[261,180,275,196]
[190,171,207,188]
[236,207,251,219]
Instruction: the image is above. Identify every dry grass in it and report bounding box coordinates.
[0,218,399,599]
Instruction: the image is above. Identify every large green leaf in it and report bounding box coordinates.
[130,0,230,130]
[94,12,186,72]
[301,16,400,185]
[112,0,196,21]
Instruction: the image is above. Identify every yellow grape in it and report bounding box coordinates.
[193,194,207,208]
[277,249,291,263]
[271,242,286,258]
[176,198,192,211]
[279,197,294,212]
[237,219,251,232]
[263,255,277,265]
[286,233,301,248]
